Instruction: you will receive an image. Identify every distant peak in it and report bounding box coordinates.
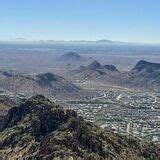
[62,52,80,58]
[88,60,102,69]
[96,39,114,43]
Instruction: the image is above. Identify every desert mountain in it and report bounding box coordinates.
[67,60,160,92]
[0,95,159,159]
[60,52,81,60]
[67,60,120,83]
[0,72,89,99]
[57,51,94,66]
[58,52,86,64]
[120,60,160,91]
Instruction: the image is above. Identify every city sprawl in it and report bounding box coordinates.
[58,83,160,143]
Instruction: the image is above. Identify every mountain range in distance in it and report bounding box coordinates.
[1,39,141,45]
[67,59,160,92]
[38,39,160,45]
[0,56,160,96]
[0,49,160,97]
[0,95,159,159]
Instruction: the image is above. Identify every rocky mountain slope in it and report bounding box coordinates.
[0,95,159,159]
[0,72,89,99]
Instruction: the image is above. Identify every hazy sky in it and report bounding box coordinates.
[0,0,160,43]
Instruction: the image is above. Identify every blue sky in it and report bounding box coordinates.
[0,0,160,43]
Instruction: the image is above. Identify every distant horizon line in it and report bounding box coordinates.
[0,38,160,45]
